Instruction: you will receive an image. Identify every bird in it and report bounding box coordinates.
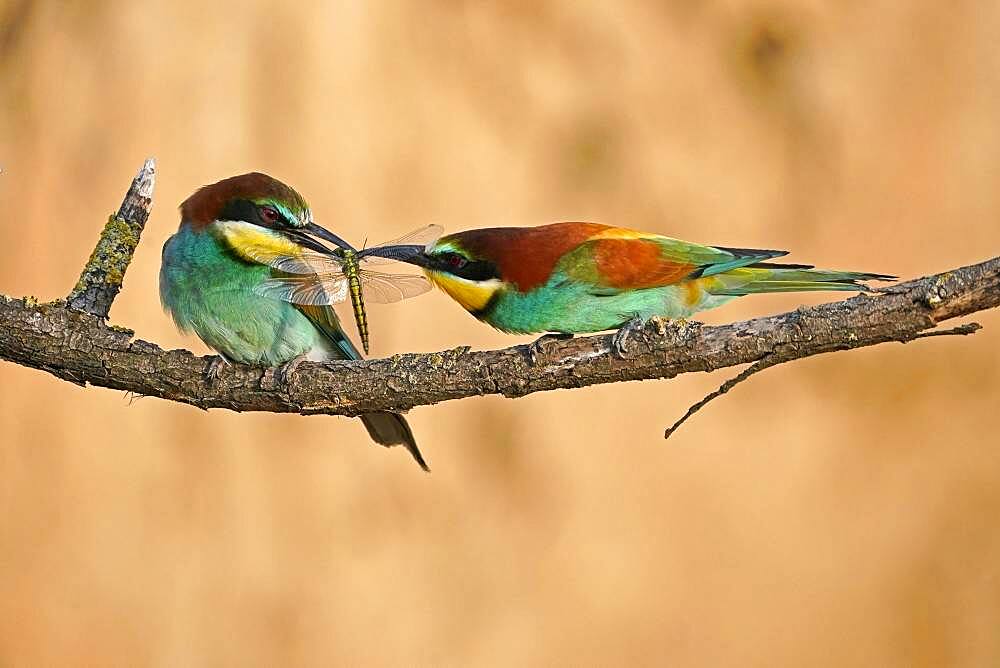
[159,172,428,470]
[392,222,894,353]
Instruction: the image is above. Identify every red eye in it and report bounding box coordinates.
[447,254,467,269]
[259,206,280,224]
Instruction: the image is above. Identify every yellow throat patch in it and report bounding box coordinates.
[427,271,501,313]
[211,220,305,267]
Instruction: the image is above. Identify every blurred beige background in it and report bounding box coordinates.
[1,1,999,665]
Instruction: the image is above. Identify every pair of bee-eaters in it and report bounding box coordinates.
[161,173,891,470]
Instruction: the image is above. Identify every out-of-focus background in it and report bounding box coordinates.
[1,1,998,664]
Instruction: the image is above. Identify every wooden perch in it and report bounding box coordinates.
[0,161,997,436]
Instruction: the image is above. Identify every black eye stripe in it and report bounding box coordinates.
[218,199,289,228]
[434,253,500,281]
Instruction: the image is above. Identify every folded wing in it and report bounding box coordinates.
[558,234,789,291]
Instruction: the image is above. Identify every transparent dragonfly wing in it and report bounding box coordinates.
[248,226,439,305]
[356,271,434,303]
[357,224,444,265]
[253,274,351,305]
[254,270,431,306]
[374,223,444,249]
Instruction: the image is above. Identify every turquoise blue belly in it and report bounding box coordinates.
[482,278,732,334]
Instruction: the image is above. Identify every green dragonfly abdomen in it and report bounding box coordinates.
[340,249,370,354]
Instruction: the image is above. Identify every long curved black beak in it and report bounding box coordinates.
[302,222,355,252]
[281,222,355,255]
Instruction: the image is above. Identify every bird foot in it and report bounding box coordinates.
[649,315,671,336]
[612,315,648,358]
[275,354,309,386]
[528,332,574,365]
[204,355,229,385]
[612,316,692,357]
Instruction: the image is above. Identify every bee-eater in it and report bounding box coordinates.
[394,222,893,352]
[159,173,427,470]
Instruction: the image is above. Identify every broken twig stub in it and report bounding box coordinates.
[67,158,156,318]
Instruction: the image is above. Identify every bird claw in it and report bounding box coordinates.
[275,354,309,386]
[612,316,689,357]
[528,332,573,364]
[612,315,647,358]
[204,355,228,385]
[648,315,670,336]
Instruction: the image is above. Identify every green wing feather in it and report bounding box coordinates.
[293,304,360,361]
[557,234,790,291]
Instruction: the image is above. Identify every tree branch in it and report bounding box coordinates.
[0,163,997,425]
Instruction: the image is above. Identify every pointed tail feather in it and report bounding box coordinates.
[706,265,896,296]
[693,248,790,277]
[361,412,429,472]
[293,305,429,471]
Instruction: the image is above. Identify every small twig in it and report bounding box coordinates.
[67,158,156,318]
[664,351,794,440]
[910,322,982,339]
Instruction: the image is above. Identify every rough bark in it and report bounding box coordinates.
[0,161,997,425]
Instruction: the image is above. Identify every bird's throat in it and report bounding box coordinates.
[428,271,502,313]
[210,220,304,266]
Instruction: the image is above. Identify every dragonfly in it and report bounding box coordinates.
[247,224,443,354]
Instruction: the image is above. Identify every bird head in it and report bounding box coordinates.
[180,172,351,264]
[392,223,608,315]
[393,234,504,314]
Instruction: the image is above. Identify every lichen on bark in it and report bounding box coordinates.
[70,214,142,292]
[66,158,155,318]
